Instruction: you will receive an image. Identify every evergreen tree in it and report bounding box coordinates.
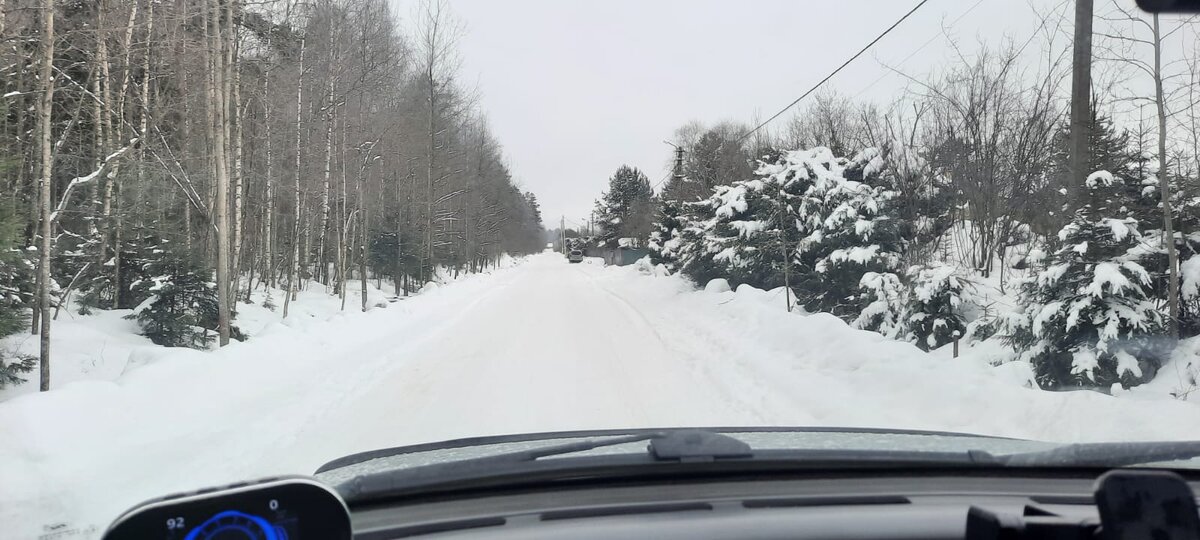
[666,200,724,285]
[903,264,968,351]
[1006,170,1168,389]
[0,201,36,389]
[594,165,655,247]
[793,147,905,322]
[125,237,237,349]
[648,199,684,267]
[523,192,543,227]
[1046,108,1155,232]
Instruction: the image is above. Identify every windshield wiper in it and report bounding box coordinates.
[973,440,1200,468]
[334,429,982,503]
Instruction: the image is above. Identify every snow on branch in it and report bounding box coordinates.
[49,139,139,224]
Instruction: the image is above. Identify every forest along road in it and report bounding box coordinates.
[296,253,772,458]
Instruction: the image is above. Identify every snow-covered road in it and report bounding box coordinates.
[7,252,1200,539]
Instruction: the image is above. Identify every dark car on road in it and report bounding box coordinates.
[568,250,585,263]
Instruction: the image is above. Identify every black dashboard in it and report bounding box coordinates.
[98,470,1200,540]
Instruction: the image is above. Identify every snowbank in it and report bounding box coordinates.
[601,261,1200,443]
[0,259,527,538]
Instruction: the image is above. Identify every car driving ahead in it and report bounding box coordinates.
[568,249,585,263]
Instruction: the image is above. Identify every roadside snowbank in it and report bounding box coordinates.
[1,259,524,539]
[594,261,1200,442]
[0,255,519,401]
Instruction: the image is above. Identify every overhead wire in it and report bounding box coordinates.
[852,0,986,100]
[735,0,932,144]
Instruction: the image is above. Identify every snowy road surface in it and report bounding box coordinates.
[7,252,1200,538]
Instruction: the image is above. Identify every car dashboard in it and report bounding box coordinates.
[100,468,1200,540]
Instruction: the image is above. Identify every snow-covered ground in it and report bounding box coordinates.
[6,252,1200,538]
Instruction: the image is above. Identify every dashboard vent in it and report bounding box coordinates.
[1028,495,1094,505]
[540,502,714,521]
[361,517,507,539]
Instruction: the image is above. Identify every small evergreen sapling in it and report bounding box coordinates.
[903,264,968,351]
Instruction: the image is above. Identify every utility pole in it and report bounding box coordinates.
[673,145,684,182]
[1067,0,1093,207]
[663,140,685,201]
[560,215,566,254]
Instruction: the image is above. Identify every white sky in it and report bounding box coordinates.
[386,0,1174,227]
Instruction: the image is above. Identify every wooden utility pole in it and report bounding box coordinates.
[560,215,566,254]
[1067,0,1093,206]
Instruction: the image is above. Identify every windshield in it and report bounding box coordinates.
[2,0,1200,537]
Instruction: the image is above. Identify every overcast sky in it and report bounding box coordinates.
[387,0,1071,227]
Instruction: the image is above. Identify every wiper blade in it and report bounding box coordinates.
[337,431,667,500]
[974,440,1200,468]
[335,429,986,503]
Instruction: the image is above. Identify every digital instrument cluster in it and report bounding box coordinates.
[101,477,351,540]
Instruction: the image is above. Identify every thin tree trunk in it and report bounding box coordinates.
[105,2,138,309]
[318,105,333,286]
[1153,14,1180,338]
[36,0,55,391]
[360,159,368,312]
[337,117,348,299]
[263,60,275,288]
[395,170,403,296]
[134,0,153,234]
[284,33,305,318]
[426,70,435,283]
[207,0,232,345]
[232,49,245,304]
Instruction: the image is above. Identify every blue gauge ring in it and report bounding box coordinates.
[183,510,285,540]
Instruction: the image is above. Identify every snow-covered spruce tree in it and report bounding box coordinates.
[666,199,725,286]
[1006,170,1167,389]
[595,165,655,248]
[903,264,967,351]
[0,202,36,389]
[648,198,685,267]
[125,237,240,349]
[791,147,906,325]
[669,150,811,291]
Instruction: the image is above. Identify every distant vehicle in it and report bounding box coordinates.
[568,250,585,263]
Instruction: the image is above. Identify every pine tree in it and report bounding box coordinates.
[903,264,967,351]
[1006,170,1168,389]
[594,165,655,247]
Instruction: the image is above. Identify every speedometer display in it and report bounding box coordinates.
[101,477,351,540]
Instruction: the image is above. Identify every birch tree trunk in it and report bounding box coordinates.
[337,117,348,300]
[232,46,245,304]
[318,100,334,286]
[263,57,275,289]
[284,34,305,317]
[359,157,368,312]
[36,0,55,391]
[134,0,154,234]
[207,0,232,345]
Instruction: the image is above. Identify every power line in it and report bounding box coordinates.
[853,0,986,100]
[736,0,932,144]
